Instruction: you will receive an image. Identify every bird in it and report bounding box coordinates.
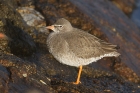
[46,18,120,84]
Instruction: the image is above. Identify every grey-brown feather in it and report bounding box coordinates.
[47,28,119,59]
[47,18,120,67]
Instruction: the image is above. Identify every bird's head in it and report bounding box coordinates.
[46,18,73,33]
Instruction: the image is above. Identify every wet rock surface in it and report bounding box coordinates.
[110,0,135,15]
[0,0,140,93]
[67,0,140,75]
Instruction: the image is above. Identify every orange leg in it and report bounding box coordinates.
[73,65,82,84]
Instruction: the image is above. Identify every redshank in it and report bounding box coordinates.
[46,18,120,84]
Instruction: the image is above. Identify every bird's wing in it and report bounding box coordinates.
[63,30,118,59]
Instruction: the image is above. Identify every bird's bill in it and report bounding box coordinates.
[46,25,54,30]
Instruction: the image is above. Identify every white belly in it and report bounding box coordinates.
[52,51,118,67]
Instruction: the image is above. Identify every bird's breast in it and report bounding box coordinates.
[47,33,70,55]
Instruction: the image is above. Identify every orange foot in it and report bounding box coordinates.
[72,81,81,85]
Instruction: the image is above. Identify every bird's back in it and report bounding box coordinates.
[47,28,120,67]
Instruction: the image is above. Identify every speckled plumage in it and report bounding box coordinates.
[47,18,120,67]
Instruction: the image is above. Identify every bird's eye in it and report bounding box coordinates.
[59,25,63,28]
[54,25,63,28]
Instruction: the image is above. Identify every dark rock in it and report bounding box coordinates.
[0,52,56,93]
[110,0,135,15]
[0,0,36,56]
[0,65,9,93]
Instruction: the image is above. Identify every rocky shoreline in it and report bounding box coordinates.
[0,0,140,93]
